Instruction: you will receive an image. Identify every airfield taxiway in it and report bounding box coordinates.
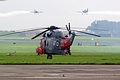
[0,65,120,80]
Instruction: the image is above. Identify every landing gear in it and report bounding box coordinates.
[47,54,52,59]
[68,47,71,55]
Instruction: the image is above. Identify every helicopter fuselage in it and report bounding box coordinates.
[36,30,75,56]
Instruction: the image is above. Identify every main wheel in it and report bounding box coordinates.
[47,54,52,59]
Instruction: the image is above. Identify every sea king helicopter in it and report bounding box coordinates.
[0,23,100,59]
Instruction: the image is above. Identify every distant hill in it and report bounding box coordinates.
[87,20,120,37]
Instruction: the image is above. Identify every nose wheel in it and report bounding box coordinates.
[47,54,52,59]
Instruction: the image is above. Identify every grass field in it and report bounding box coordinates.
[0,36,120,64]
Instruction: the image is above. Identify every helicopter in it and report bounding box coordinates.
[31,23,100,59]
[0,23,100,59]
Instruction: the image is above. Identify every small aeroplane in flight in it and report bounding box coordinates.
[77,8,89,15]
[31,9,42,14]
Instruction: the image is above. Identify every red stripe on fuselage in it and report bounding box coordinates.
[60,37,70,50]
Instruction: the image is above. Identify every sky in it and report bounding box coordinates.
[0,0,120,30]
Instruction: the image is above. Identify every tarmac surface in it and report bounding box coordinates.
[0,65,120,80]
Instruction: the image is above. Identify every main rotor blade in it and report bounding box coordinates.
[72,30,100,37]
[31,29,49,39]
[87,28,109,31]
[0,28,45,37]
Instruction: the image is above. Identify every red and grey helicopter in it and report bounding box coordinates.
[0,23,100,59]
[32,23,100,59]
